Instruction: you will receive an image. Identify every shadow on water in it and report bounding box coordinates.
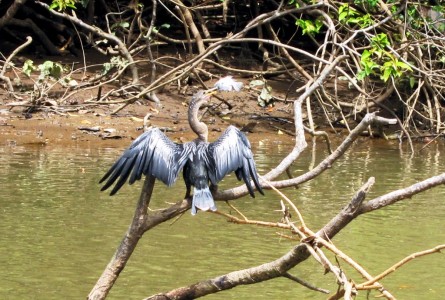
[0,138,444,299]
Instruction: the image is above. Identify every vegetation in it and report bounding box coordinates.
[0,0,444,135]
[1,1,445,299]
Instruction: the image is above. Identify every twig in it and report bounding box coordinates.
[37,2,140,85]
[357,244,445,288]
[283,272,330,294]
[259,175,306,229]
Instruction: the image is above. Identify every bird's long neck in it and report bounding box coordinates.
[189,99,208,142]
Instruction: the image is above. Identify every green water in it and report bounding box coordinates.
[0,137,444,299]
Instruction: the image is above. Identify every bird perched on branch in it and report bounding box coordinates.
[100,77,263,214]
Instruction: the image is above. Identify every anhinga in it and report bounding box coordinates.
[100,79,263,214]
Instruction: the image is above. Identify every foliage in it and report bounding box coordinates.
[49,0,77,11]
[1,0,445,133]
[357,33,412,82]
[102,56,129,75]
[296,18,323,35]
[354,0,378,8]
[37,61,64,81]
[23,60,65,81]
[338,4,373,27]
[22,60,36,77]
[110,22,130,32]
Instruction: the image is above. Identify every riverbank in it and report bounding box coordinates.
[0,84,300,148]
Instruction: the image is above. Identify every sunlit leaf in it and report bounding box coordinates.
[22,60,36,77]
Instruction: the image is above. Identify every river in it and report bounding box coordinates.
[0,136,444,299]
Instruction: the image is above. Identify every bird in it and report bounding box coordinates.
[100,80,263,215]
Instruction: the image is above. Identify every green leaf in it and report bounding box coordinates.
[111,22,130,31]
[361,49,371,60]
[22,60,36,77]
[396,61,412,71]
[102,62,112,75]
[381,67,392,82]
[49,0,77,12]
[37,61,63,80]
[357,70,367,81]
[409,76,416,89]
[371,33,390,49]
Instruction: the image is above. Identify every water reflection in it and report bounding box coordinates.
[0,138,444,299]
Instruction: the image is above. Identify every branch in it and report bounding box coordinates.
[36,2,140,85]
[121,2,326,104]
[0,0,27,30]
[143,159,445,300]
[216,112,397,200]
[0,36,32,93]
[357,244,445,288]
[215,54,349,200]
[359,172,445,213]
[141,179,378,299]
[88,175,156,300]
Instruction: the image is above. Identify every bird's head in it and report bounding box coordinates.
[190,90,217,108]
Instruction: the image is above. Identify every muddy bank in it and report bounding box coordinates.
[0,87,301,149]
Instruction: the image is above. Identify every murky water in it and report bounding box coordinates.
[0,137,444,299]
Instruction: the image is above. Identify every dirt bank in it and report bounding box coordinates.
[0,85,299,149]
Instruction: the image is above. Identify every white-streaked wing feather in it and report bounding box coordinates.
[206,126,263,196]
[100,128,189,195]
[208,126,248,184]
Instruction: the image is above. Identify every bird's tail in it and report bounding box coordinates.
[192,187,216,215]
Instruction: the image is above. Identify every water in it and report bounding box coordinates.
[0,137,444,299]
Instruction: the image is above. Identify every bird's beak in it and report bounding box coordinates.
[204,89,218,96]
[203,89,218,102]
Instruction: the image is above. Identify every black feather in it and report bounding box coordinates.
[100,128,188,195]
[100,90,263,215]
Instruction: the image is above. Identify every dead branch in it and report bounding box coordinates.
[36,2,140,86]
[358,244,445,288]
[0,36,32,93]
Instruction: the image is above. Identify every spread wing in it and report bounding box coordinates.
[100,127,190,195]
[206,126,263,197]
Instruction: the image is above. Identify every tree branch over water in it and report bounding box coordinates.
[87,35,445,298]
[144,170,445,300]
